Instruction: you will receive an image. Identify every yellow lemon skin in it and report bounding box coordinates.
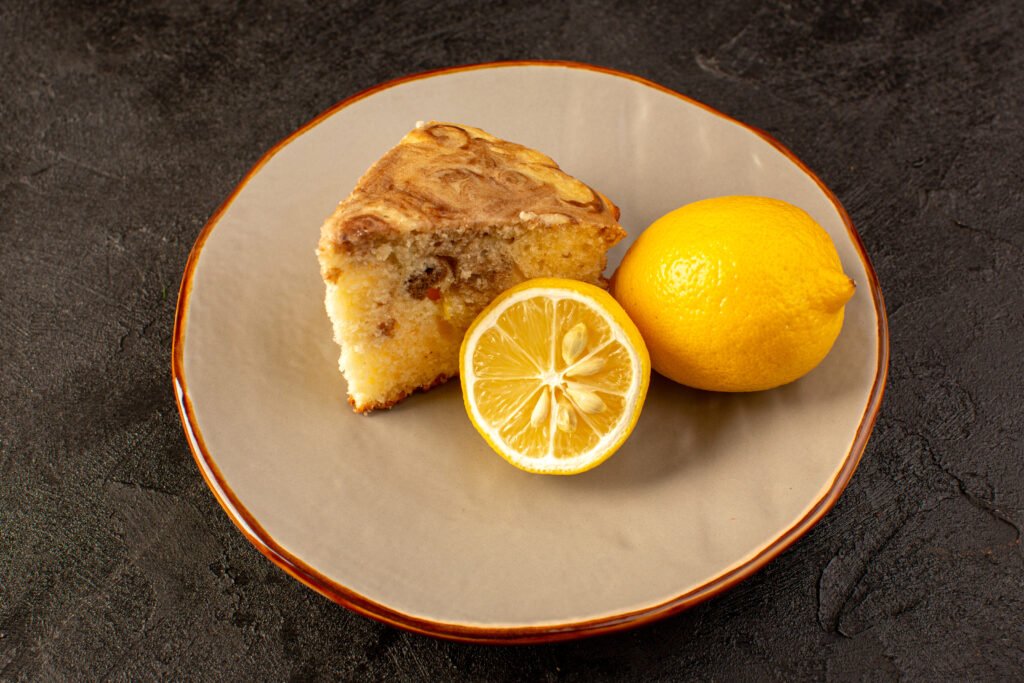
[612,196,855,392]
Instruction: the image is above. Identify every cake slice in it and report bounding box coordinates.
[316,122,626,413]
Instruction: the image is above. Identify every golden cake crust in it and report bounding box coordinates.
[347,372,451,414]
[319,122,623,252]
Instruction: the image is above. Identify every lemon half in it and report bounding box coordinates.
[460,278,651,475]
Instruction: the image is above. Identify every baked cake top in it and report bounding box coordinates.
[319,122,623,250]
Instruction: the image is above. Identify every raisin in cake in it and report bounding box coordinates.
[316,122,626,412]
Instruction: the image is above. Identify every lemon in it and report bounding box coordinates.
[460,278,651,475]
[612,196,855,392]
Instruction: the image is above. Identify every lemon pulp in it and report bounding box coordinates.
[460,278,650,475]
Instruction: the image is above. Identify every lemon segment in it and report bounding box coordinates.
[460,278,650,475]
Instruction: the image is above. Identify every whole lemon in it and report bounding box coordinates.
[612,196,855,392]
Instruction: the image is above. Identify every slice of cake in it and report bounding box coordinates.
[316,121,626,413]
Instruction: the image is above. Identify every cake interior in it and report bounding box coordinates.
[320,221,615,412]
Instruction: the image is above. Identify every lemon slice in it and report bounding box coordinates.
[459,278,650,475]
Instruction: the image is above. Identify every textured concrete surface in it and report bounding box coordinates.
[2,0,1022,680]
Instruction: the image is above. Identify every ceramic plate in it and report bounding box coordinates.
[173,62,888,643]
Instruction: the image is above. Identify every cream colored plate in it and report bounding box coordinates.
[174,62,888,643]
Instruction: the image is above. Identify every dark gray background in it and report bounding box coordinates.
[2,0,1022,680]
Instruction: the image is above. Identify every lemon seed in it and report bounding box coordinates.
[562,323,588,365]
[530,389,550,428]
[566,387,606,415]
[566,355,606,377]
[556,400,577,432]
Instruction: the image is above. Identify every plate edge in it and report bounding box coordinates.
[171,59,891,645]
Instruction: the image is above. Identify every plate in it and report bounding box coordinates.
[173,61,888,643]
